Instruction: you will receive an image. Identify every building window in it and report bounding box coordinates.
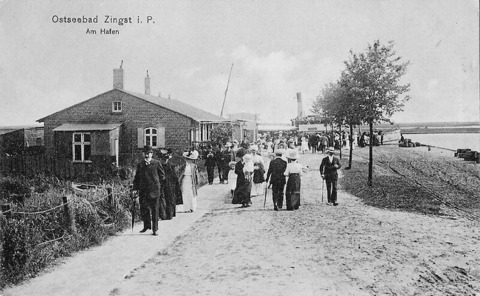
[112,101,122,112]
[72,133,91,162]
[144,128,158,147]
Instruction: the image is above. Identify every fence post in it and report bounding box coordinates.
[106,185,116,210]
[1,204,12,219]
[62,195,77,234]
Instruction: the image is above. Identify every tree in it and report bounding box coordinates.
[343,40,410,185]
[337,72,364,169]
[210,122,234,146]
[314,82,348,158]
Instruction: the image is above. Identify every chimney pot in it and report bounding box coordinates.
[145,70,151,95]
[113,61,124,90]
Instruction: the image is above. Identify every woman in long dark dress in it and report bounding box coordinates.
[284,149,306,211]
[159,149,183,219]
[232,148,252,207]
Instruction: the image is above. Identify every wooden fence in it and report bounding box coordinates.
[0,153,116,180]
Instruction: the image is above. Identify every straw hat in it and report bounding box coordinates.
[275,149,285,156]
[243,154,253,163]
[228,161,237,167]
[183,150,199,160]
[285,149,299,160]
[327,147,335,154]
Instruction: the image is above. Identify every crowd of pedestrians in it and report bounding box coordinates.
[131,128,360,235]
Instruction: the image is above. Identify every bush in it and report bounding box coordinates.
[0,177,133,288]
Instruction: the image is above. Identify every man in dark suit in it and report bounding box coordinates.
[133,145,166,235]
[320,147,342,206]
[266,149,287,211]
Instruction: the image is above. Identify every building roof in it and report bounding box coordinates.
[38,89,226,123]
[122,90,225,122]
[53,123,122,132]
[0,125,43,135]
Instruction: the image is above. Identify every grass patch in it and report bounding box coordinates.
[341,159,443,216]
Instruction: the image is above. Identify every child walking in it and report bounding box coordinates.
[228,161,237,198]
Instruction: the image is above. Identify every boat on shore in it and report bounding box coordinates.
[71,182,98,196]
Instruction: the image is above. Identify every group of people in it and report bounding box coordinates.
[132,145,199,236]
[358,130,384,147]
[229,142,342,210]
[131,134,344,235]
[299,131,358,154]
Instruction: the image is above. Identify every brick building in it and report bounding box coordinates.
[37,66,227,170]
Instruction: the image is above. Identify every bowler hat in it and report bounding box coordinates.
[143,145,154,153]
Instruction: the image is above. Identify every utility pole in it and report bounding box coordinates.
[220,63,234,118]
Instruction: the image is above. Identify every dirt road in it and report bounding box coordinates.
[108,152,480,296]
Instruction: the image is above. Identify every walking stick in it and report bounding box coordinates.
[321,179,324,204]
[130,189,136,233]
[263,183,268,208]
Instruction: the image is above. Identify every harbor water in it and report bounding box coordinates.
[401,133,480,152]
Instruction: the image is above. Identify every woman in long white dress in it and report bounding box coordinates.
[300,135,309,153]
[179,150,199,212]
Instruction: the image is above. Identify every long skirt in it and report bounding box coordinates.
[233,180,252,206]
[285,173,301,211]
[181,175,197,212]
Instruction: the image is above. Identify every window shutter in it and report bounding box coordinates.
[109,130,115,156]
[90,133,98,155]
[157,126,165,148]
[137,128,144,148]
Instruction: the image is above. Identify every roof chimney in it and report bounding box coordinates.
[296,92,304,119]
[145,70,151,95]
[113,61,124,90]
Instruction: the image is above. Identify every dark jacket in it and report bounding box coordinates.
[133,159,166,199]
[266,157,287,186]
[163,162,183,205]
[205,153,216,168]
[319,156,341,180]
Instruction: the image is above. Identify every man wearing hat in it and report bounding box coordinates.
[320,147,342,206]
[133,145,166,235]
[204,148,216,185]
[266,149,287,210]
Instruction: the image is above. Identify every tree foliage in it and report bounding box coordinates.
[343,40,411,123]
[210,122,234,145]
[313,40,411,185]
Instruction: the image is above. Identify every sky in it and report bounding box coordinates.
[0,0,478,126]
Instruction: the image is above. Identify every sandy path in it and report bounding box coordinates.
[2,179,228,296]
[109,152,480,296]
